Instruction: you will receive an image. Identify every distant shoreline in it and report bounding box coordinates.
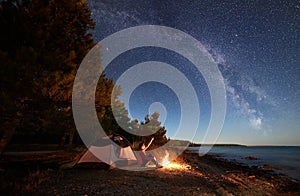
[188,143,246,147]
[189,144,300,147]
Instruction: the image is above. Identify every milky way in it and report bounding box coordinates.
[87,0,300,145]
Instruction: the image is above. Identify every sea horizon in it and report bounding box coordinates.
[188,142,300,147]
[188,146,300,181]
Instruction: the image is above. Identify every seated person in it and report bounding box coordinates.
[138,138,161,168]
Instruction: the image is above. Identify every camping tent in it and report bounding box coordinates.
[76,134,137,167]
[78,145,137,166]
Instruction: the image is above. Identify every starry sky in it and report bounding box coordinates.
[87,0,300,145]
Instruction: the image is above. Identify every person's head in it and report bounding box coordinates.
[139,142,146,150]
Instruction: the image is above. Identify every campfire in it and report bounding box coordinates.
[160,150,191,170]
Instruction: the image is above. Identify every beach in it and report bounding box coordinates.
[1,150,299,195]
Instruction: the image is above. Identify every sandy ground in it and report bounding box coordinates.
[25,151,299,196]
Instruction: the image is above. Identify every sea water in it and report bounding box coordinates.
[188,146,300,181]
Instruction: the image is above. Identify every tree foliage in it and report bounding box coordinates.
[124,112,169,150]
[139,112,169,149]
[0,0,169,153]
[0,0,95,152]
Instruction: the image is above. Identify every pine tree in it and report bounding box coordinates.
[0,0,95,153]
[138,112,169,150]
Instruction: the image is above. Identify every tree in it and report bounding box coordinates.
[0,0,95,153]
[138,112,169,150]
[0,0,170,153]
[96,96,134,145]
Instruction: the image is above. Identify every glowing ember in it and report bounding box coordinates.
[164,162,188,170]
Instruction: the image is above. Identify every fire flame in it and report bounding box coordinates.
[160,150,191,170]
[162,151,170,166]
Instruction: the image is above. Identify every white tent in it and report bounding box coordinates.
[77,145,137,167]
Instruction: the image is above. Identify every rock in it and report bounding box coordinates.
[243,156,259,160]
[263,164,282,170]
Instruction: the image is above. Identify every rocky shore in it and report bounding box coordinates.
[1,150,299,195]
[35,151,300,195]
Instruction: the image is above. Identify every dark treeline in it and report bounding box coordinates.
[188,143,246,147]
[0,0,168,154]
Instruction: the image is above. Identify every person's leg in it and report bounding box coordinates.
[150,156,161,167]
[141,159,147,167]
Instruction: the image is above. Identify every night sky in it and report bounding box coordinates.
[87,0,300,145]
